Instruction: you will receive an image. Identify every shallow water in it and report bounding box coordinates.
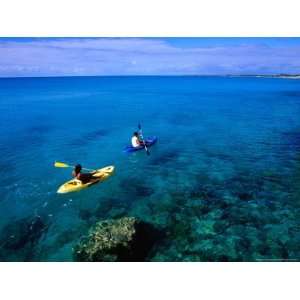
[0,76,299,261]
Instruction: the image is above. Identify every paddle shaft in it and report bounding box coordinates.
[138,124,150,155]
[77,166,95,172]
[56,162,95,172]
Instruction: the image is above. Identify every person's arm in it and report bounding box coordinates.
[73,172,81,180]
[138,133,145,145]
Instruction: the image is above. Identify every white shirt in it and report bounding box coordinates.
[131,136,140,147]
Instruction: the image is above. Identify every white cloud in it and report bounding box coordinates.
[0,38,300,77]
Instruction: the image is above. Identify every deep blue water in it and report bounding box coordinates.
[0,76,299,261]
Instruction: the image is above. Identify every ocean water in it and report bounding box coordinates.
[0,76,299,261]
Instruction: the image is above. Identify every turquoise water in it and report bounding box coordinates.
[0,76,300,261]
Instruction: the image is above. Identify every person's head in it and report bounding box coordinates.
[74,164,82,174]
[133,132,139,137]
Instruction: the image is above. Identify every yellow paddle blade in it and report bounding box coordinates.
[54,161,70,168]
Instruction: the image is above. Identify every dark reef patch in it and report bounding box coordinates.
[167,112,198,126]
[281,129,300,152]
[0,159,15,173]
[0,215,49,261]
[280,91,300,98]
[189,183,222,201]
[93,197,131,221]
[203,149,234,162]
[291,154,300,205]
[79,209,93,222]
[24,124,55,147]
[237,192,253,201]
[119,178,154,198]
[27,124,54,135]
[5,123,53,153]
[144,162,300,261]
[53,229,80,249]
[149,150,180,166]
[68,129,111,147]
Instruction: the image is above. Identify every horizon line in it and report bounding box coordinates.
[1,74,299,79]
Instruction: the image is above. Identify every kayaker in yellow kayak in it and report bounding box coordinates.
[72,164,98,184]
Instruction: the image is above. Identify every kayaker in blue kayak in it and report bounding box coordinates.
[131,131,144,148]
[124,125,157,154]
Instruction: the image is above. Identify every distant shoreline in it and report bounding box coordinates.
[228,74,300,79]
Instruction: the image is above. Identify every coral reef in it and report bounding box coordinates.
[73,217,163,262]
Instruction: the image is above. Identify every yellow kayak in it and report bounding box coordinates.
[57,165,115,194]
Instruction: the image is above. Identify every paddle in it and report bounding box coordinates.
[138,123,150,156]
[54,161,96,172]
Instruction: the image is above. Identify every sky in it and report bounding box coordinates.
[0,38,300,77]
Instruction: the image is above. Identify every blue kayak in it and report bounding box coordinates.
[123,136,158,153]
